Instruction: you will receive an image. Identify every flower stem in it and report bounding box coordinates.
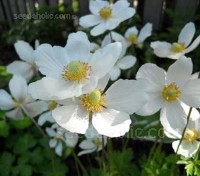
[72,150,89,176]
[176,107,193,155]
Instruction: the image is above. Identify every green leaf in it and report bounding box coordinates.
[0,120,10,137]
[11,117,32,129]
[20,165,32,176]
[0,152,15,176]
[185,163,194,176]
[14,134,37,154]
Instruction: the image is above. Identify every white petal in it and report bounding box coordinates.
[49,139,57,148]
[117,55,136,69]
[150,41,172,58]
[0,90,15,110]
[46,127,56,137]
[125,26,138,38]
[185,35,200,53]
[34,44,68,79]
[160,102,186,132]
[112,0,130,14]
[92,108,131,137]
[91,22,107,36]
[14,40,34,63]
[180,79,200,108]
[173,140,199,158]
[9,75,27,102]
[6,108,24,119]
[79,140,96,150]
[65,132,78,148]
[166,56,192,87]
[7,61,35,81]
[52,105,89,134]
[105,79,148,114]
[79,15,102,28]
[34,40,40,49]
[106,18,121,30]
[90,42,122,79]
[136,92,164,116]
[113,7,135,22]
[85,124,101,139]
[55,142,63,156]
[109,66,121,81]
[65,31,91,62]
[89,0,109,15]
[178,22,195,47]
[96,74,110,90]
[78,148,96,156]
[29,77,82,100]
[22,101,48,118]
[138,23,152,43]
[136,63,166,91]
[38,111,55,126]
[90,42,100,52]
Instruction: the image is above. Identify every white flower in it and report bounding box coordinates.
[79,0,135,36]
[78,125,107,156]
[151,22,200,59]
[29,31,122,100]
[102,32,136,80]
[38,101,57,126]
[46,123,78,156]
[136,56,200,130]
[125,23,152,46]
[90,42,100,53]
[7,40,39,81]
[0,75,48,119]
[164,104,200,158]
[52,75,148,137]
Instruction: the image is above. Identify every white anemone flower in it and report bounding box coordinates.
[136,56,200,130]
[151,22,200,59]
[164,104,200,158]
[52,75,148,137]
[46,123,79,156]
[0,75,48,119]
[29,31,122,100]
[78,125,107,156]
[7,40,39,81]
[102,32,136,81]
[79,0,135,36]
[125,23,152,46]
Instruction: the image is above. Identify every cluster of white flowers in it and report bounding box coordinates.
[1,0,200,159]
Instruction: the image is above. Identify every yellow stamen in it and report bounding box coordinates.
[81,90,106,112]
[171,42,185,53]
[126,34,138,43]
[99,7,112,20]
[48,101,57,110]
[184,129,199,142]
[62,61,91,82]
[94,139,102,148]
[162,83,180,102]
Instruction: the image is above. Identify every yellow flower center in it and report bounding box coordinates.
[94,139,102,148]
[171,42,185,53]
[184,129,199,142]
[162,83,180,102]
[99,7,112,20]
[48,100,57,110]
[62,61,91,82]
[126,34,138,43]
[81,90,106,112]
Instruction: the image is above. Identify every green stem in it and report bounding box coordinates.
[176,107,193,155]
[72,150,89,176]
